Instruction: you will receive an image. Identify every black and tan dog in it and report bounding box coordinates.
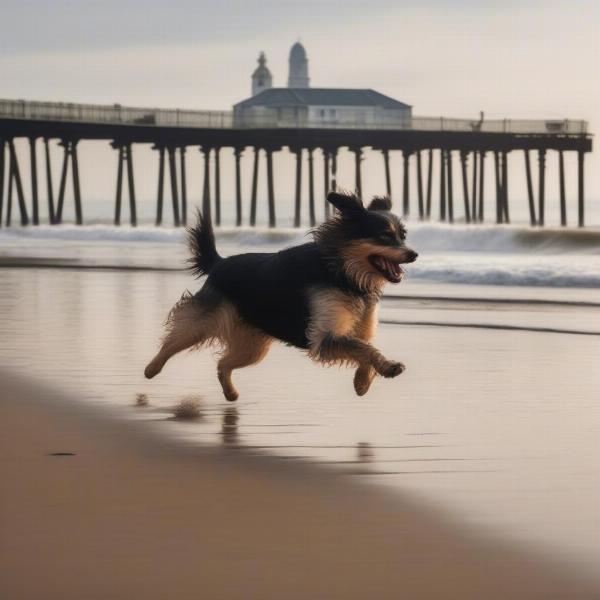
[144,192,418,400]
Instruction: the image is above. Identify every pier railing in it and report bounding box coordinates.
[0,98,588,135]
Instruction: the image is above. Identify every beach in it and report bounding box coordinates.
[2,371,600,600]
[1,226,600,598]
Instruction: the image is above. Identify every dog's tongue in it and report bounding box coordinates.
[375,257,404,281]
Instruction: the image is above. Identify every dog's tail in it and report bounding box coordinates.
[186,210,222,277]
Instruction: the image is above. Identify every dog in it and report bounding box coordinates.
[144,191,418,400]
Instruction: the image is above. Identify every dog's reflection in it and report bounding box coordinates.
[357,442,374,463]
[221,406,239,447]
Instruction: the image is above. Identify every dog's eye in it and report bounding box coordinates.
[379,231,397,243]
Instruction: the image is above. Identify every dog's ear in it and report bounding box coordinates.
[368,195,392,212]
[327,192,365,217]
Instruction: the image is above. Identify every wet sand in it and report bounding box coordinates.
[1,372,598,600]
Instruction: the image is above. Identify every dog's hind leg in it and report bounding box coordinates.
[144,291,215,379]
[217,327,272,402]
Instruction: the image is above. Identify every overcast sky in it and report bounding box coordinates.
[1,0,599,222]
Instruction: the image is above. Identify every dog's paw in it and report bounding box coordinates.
[354,378,370,396]
[354,367,375,396]
[379,360,405,378]
[144,363,160,379]
[224,389,239,402]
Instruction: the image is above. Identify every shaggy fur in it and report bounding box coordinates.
[144,191,418,400]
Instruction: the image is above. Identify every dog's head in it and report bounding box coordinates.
[313,192,418,292]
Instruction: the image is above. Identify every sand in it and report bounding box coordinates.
[1,371,598,600]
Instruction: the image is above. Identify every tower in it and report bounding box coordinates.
[288,42,309,88]
[251,52,272,96]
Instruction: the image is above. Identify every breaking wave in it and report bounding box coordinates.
[1,223,599,288]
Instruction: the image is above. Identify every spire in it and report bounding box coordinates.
[251,52,272,96]
[288,42,309,88]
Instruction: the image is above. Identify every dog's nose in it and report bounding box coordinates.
[407,250,418,263]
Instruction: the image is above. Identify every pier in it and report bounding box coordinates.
[0,98,592,228]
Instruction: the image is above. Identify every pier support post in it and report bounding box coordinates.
[8,139,29,226]
[502,150,509,224]
[558,150,566,227]
[402,150,410,217]
[294,148,303,228]
[353,148,363,198]
[382,149,391,200]
[234,148,243,227]
[125,144,136,227]
[471,150,478,222]
[250,147,259,227]
[155,146,165,226]
[439,149,446,221]
[213,147,220,227]
[201,146,212,221]
[577,150,585,228]
[323,150,330,219]
[524,150,536,226]
[416,150,424,220]
[538,149,546,227]
[44,138,55,224]
[114,146,124,225]
[6,156,12,226]
[266,149,276,228]
[308,148,315,227]
[426,148,433,219]
[478,151,486,222]
[29,138,39,225]
[56,141,69,224]
[0,141,4,226]
[168,146,180,227]
[446,150,454,223]
[71,141,83,225]
[494,151,502,224]
[460,151,471,223]
[180,147,187,226]
[201,147,210,224]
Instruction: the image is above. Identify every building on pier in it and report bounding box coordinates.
[234,88,412,128]
[239,42,411,128]
[251,52,273,97]
[288,41,309,88]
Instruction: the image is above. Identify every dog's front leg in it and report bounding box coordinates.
[313,334,404,378]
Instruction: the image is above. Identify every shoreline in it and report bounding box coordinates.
[1,370,598,599]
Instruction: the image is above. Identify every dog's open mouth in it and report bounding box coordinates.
[368,255,405,283]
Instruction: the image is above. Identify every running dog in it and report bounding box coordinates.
[144,192,418,400]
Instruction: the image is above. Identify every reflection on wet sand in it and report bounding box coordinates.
[357,442,374,463]
[221,406,239,447]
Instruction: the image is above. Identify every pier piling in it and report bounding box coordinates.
[402,151,410,217]
[308,148,315,227]
[446,150,454,223]
[559,150,566,227]
[460,151,470,223]
[250,147,259,227]
[180,147,188,226]
[234,147,243,226]
[294,148,302,227]
[155,146,165,226]
[426,149,433,219]
[538,149,546,227]
[524,150,536,226]
[168,146,180,227]
[29,138,39,225]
